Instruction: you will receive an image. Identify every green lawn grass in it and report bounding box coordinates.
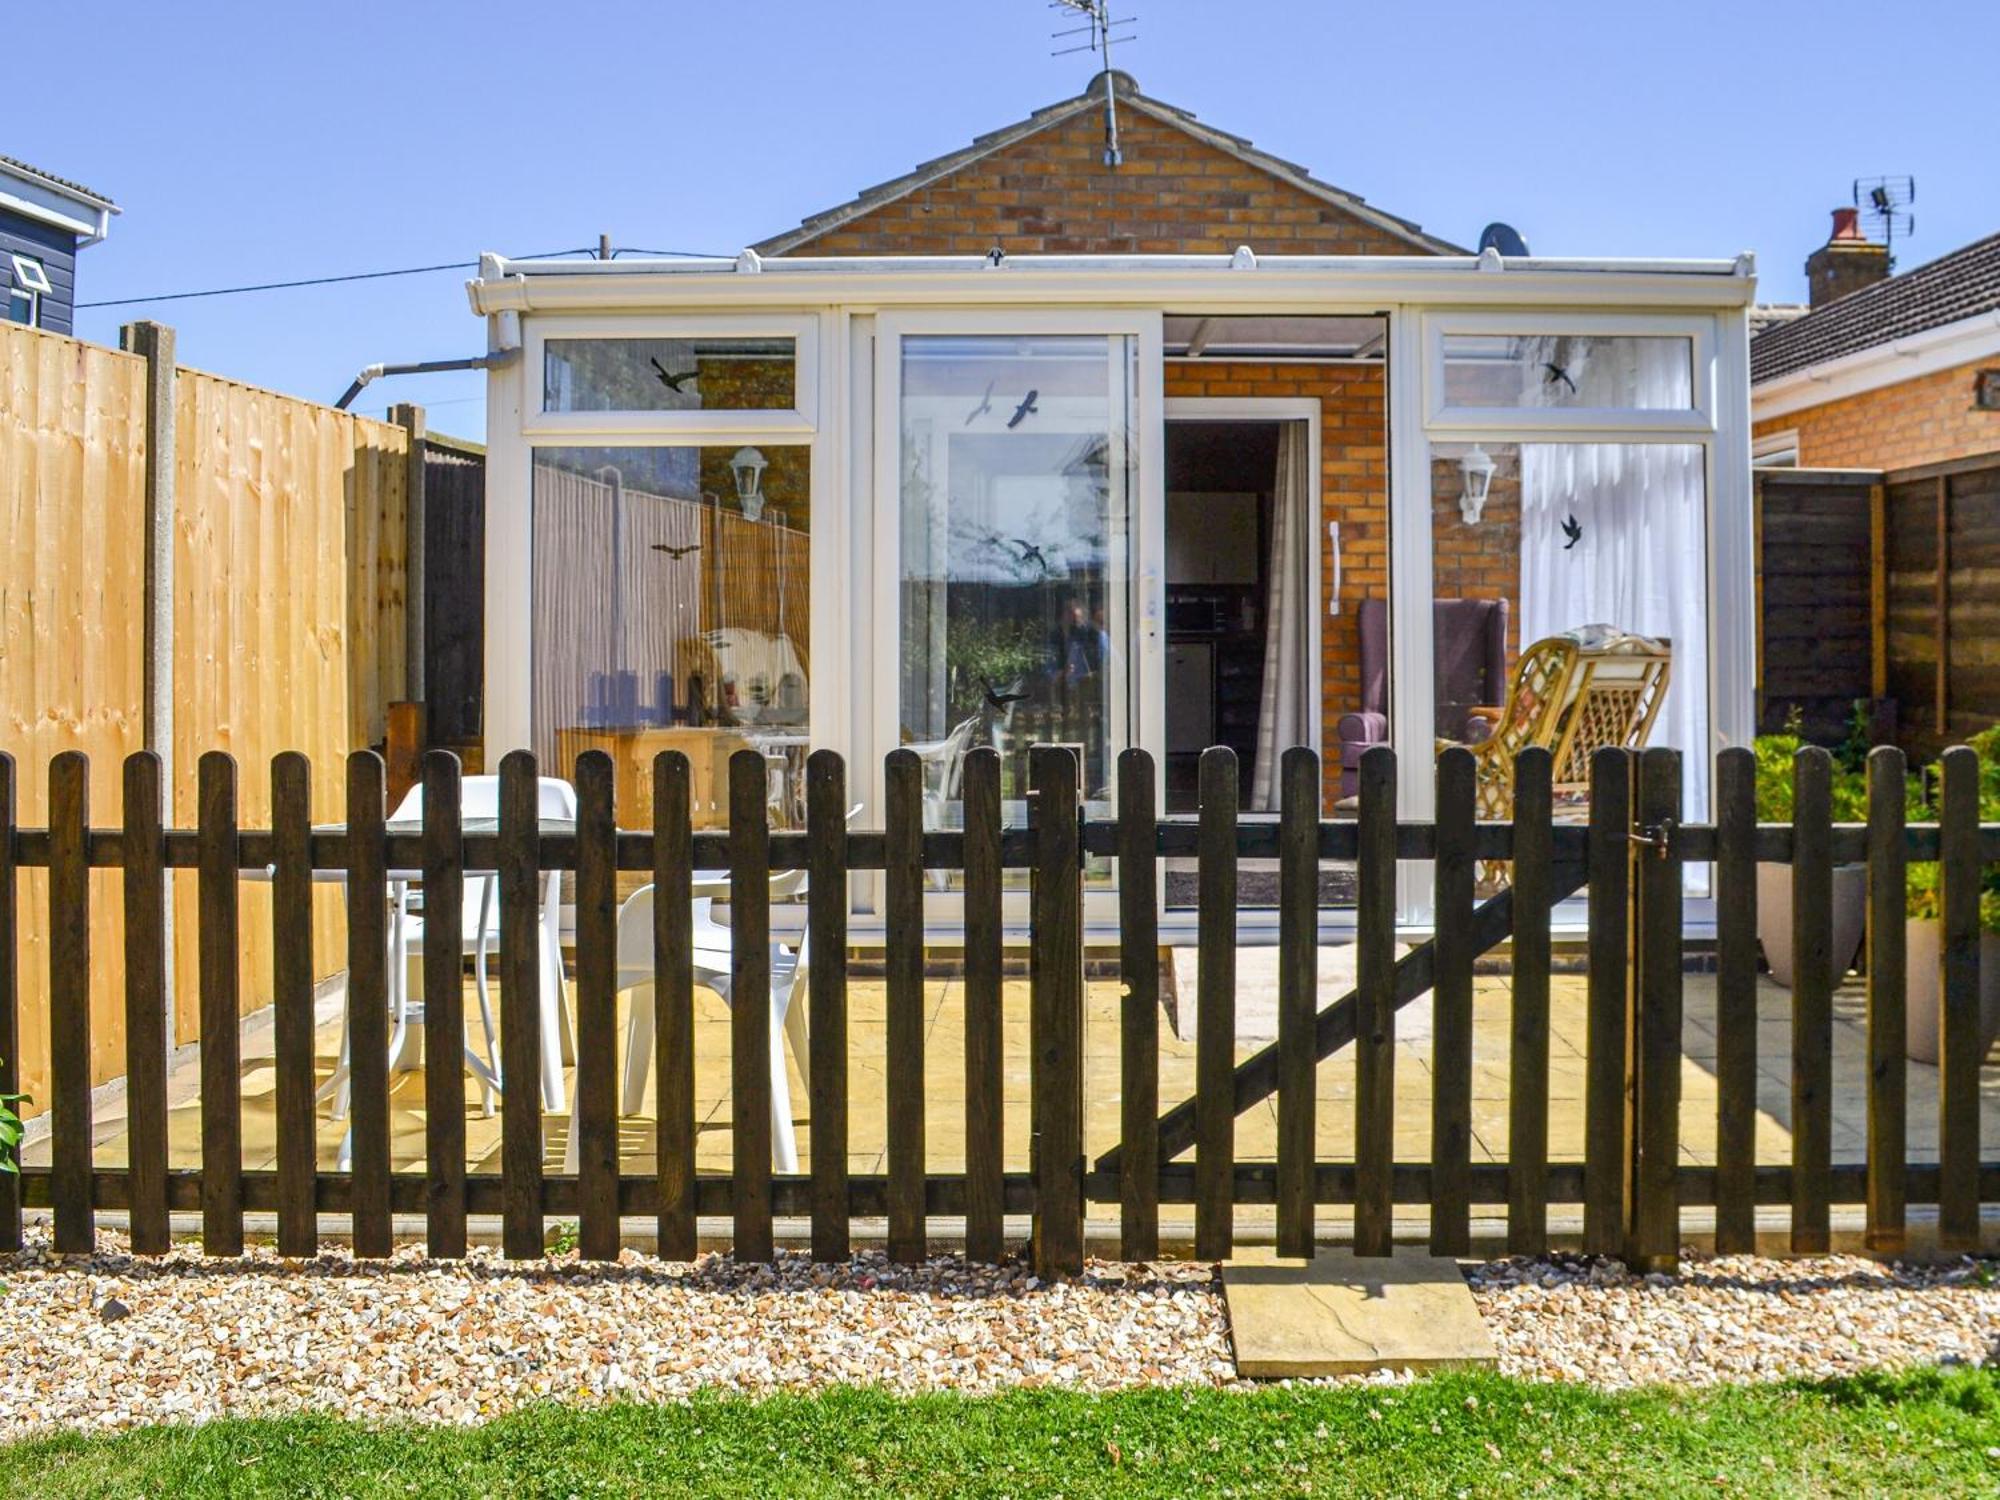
[3,1367,1995,1498]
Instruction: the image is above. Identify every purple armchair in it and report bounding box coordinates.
[1336,598,1510,798]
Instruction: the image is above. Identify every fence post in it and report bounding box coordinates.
[1582,747,1632,1256]
[1194,746,1238,1261]
[1626,746,1682,1274]
[388,403,427,710]
[1352,745,1397,1257]
[1788,746,1834,1254]
[1275,745,1320,1259]
[123,751,171,1256]
[120,319,177,1029]
[883,748,925,1264]
[48,753,93,1255]
[0,756,17,1251]
[573,750,620,1261]
[1029,744,1083,1277]
[1937,744,1981,1250]
[1864,744,1907,1254]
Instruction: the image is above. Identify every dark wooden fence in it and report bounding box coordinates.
[2,741,1995,1276]
[420,436,485,753]
[1756,453,2000,755]
[1755,468,1879,741]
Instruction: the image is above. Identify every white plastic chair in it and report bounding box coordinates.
[575,802,861,1175]
[609,872,812,1172]
[326,774,577,1126]
[907,714,982,890]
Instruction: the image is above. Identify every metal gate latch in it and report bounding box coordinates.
[1629,819,1676,858]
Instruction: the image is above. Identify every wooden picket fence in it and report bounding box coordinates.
[0,740,1993,1275]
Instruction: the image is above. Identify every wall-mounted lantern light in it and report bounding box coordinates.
[731,446,769,521]
[1458,444,1496,524]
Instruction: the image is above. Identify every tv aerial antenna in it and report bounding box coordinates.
[1049,1,1137,166]
[1853,175,1915,266]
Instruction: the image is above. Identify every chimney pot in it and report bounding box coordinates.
[1805,206,1890,308]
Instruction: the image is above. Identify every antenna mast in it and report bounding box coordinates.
[1049,1,1137,166]
[1853,175,1916,268]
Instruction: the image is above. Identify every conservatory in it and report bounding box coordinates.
[467,248,1756,931]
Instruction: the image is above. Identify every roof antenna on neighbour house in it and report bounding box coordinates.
[1049,0,1137,166]
[1853,177,1915,270]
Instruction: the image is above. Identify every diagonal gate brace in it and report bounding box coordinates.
[1097,864,1588,1176]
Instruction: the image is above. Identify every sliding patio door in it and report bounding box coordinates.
[872,312,1164,918]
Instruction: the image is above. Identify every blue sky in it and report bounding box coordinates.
[19,0,1992,439]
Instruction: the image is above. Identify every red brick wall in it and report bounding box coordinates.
[1164,360,1385,803]
[1754,359,2000,470]
[772,106,1428,257]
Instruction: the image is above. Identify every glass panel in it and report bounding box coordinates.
[532,444,810,828]
[1430,439,1709,825]
[1441,334,1694,411]
[542,337,796,413]
[898,334,1136,844]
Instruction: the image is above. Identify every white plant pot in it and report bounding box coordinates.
[1901,920,2000,1065]
[1755,862,1867,990]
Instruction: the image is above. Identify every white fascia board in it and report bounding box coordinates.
[0,171,118,246]
[1753,308,2000,421]
[466,254,1755,318]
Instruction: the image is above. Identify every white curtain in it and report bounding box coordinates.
[1251,423,1314,811]
[1517,342,1709,819]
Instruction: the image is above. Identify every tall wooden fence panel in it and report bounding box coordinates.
[1884,454,2000,759]
[0,325,147,1103]
[422,436,485,752]
[168,366,407,1046]
[0,321,410,1100]
[1755,469,1878,741]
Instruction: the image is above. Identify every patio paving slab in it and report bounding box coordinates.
[1222,1246,1496,1378]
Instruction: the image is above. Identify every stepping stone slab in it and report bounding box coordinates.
[1222,1247,1497,1378]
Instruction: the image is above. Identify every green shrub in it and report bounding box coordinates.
[1752,706,1869,823]
[1904,722,2000,932]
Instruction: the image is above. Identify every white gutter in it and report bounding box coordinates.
[466,249,1757,317]
[0,168,119,248]
[1753,307,2000,421]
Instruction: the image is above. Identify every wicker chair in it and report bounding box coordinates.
[1460,625,1672,823]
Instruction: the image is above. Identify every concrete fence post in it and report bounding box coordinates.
[119,319,177,1021]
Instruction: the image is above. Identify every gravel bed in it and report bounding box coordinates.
[0,1230,1992,1438]
[0,1231,1231,1437]
[1470,1251,2000,1389]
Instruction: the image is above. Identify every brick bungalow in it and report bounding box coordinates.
[470,72,1757,928]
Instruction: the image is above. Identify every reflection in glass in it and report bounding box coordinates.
[543,338,796,413]
[1441,334,1694,411]
[532,445,810,827]
[898,335,1136,828]
[1430,439,1709,823]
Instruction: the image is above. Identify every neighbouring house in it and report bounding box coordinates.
[1751,214,2000,469]
[1749,217,2000,755]
[0,155,118,335]
[469,71,1756,932]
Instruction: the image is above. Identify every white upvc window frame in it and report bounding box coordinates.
[865,306,1166,926]
[9,254,51,296]
[521,312,819,439]
[1424,310,1717,436]
[1752,430,1800,467]
[1393,303,1750,924]
[485,308,840,784]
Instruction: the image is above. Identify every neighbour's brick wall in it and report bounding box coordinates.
[1754,358,2000,470]
[771,106,1428,257]
[1163,360,1385,805]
